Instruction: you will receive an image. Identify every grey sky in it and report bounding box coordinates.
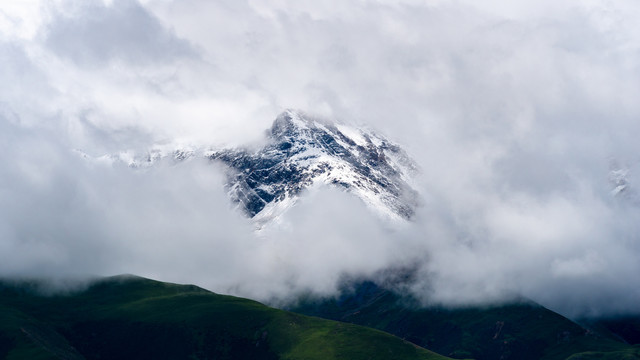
[1,0,640,318]
[44,0,197,67]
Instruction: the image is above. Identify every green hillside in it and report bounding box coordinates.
[288,281,639,360]
[0,275,453,360]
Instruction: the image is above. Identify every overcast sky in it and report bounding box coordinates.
[2,0,640,318]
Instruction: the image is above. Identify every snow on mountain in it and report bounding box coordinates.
[85,110,420,226]
[80,143,198,168]
[208,110,419,226]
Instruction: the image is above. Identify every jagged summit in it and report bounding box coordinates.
[209,110,418,225]
[88,110,419,226]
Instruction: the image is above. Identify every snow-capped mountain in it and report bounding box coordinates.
[208,110,419,225]
[89,110,419,225]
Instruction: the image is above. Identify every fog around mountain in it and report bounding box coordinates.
[2,0,640,318]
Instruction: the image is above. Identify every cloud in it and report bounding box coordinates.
[2,0,640,318]
[43,0,196,67]
[407,185,640,317]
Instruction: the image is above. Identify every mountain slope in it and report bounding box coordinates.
[0,275,453,360]
[288,281,639,360]
[582,315,640,346]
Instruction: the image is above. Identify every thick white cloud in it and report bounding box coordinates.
[1,0,640,317]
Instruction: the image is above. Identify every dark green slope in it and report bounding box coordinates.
[582,315,640,345]
[288,281,638,360]
[568,315,640,359]
[0,275,453,360]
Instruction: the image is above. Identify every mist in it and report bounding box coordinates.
[2,0,640,318]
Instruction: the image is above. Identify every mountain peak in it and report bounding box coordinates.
[210,111,419,225]
[271,109,309,136]
[270,110,337,142]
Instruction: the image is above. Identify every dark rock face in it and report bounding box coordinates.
[208,110,418,221]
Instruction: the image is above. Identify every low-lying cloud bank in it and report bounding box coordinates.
[2,0,640,318]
